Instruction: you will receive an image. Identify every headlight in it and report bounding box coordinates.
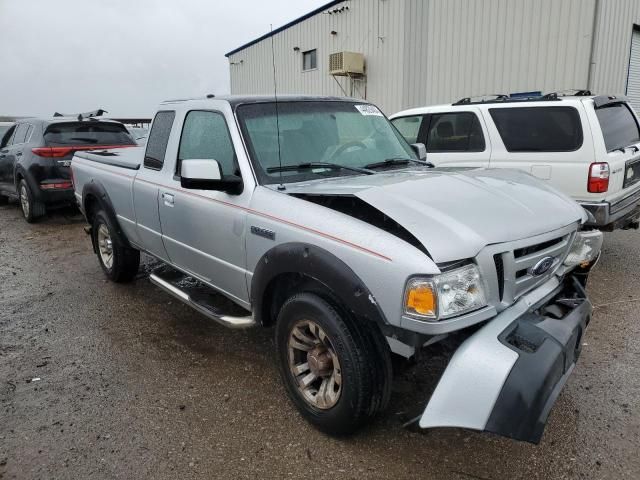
[404,264,487,321]
[564,230,603,267]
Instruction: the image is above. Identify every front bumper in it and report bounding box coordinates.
[419,275,591,443]
[580,187,640,230]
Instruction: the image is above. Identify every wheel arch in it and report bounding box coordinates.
[251,243,389,329]
[82,181,132,250]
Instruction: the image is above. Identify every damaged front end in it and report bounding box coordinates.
[419,275,591,443]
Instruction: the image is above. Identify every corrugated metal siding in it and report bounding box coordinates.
[228,0,409,114]
[401,0,596,109]
[626,29,640,110]
[590,0,640,97]
[228,0,640,114]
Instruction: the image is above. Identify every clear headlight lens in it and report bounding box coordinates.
[564,230,603,267]
[404,264,487,321]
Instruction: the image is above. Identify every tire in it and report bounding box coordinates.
[275,292,392,435]
[91,209,140,283]
[18,179,46,223]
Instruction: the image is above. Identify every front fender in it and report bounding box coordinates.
[250,242,388,328]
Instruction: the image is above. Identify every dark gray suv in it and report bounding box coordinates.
[0,117,135,222]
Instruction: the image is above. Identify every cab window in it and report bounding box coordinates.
[177,110,237,176]
[144,111,175,170]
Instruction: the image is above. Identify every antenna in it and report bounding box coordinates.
[270,24,285,191]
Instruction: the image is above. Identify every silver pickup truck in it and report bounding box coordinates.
[71,95,603,443]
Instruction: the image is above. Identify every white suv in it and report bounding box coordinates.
[391,93,640,231]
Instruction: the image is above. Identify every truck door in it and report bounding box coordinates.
[157,109,250,306]
[416,109,490,168]
[132,110,176,262]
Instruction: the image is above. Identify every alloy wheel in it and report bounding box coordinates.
[288,319,342,410]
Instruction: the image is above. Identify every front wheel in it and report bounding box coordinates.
[275,292,391,435]
[92,210,140,282]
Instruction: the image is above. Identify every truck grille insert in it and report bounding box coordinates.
[493,254,504,301]
[493,233,573,303]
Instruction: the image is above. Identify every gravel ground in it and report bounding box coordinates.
[1,202,639,480]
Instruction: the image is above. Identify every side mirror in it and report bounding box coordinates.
[180,158,243,194]
[410,143,427,161]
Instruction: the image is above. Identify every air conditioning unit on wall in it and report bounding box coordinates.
[329,52,365,76]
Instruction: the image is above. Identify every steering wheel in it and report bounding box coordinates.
[328,141,368,161]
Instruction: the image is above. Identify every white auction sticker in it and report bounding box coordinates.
[355,104,383,116]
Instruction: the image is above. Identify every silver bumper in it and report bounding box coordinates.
[419,275,591,443]
[580,187,640,229]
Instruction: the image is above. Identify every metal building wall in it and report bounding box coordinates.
[227,0,640,114]
[228,0,410,114]
[401,0,597,109]
[590,0,640,96]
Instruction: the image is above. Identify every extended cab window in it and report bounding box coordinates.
[425,112,485,152]
[489,106,583,152]
[177,111,236,175]
[391,115,423,144]
[144,111,175,170]
[595,102,640,152]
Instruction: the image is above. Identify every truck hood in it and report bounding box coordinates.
[282,168,586,262]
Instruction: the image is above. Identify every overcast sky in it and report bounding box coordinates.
[0,0,327,118]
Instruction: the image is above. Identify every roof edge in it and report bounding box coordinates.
[225,0,344,57]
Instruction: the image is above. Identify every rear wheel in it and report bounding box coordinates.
[18,179,45,223]
[92,209,140,282]
[275,292,391,435]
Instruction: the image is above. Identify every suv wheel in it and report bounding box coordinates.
[18,179,45,223]
[275,292,391,435]
[92,209,140,282]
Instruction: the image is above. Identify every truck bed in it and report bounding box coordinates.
[74,147,142,170]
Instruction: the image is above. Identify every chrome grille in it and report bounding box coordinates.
[493,233,573,304]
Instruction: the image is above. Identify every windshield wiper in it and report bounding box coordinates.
[364,157,434,169]
[267,162,374,175]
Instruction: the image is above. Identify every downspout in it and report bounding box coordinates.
[587,0,601,91]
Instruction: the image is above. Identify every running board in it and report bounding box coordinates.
[149,267,255,329]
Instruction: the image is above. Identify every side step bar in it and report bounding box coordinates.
[149,268,255,329]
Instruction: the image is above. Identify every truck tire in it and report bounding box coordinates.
[92,209,140,283]
[18,179,46,223]
[275,292,391,435]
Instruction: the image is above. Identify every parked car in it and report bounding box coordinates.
[0,116,136,222]
[71,95,602,443]
[126,125,149,145]
[390,92,640,231]
[0,121,13,140]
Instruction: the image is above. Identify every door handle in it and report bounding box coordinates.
[162,192,175,207]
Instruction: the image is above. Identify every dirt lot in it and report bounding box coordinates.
[0,202,639,480]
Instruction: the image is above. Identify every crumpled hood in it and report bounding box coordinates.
[283,168,586,262]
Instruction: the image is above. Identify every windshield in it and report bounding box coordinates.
[595,102,640,152]
[237,101,416,184]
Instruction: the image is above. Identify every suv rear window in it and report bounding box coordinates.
[489,106,583,152]
[44,122,135,146]
[595,102,640,152]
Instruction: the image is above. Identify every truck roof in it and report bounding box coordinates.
[160,94,366,107]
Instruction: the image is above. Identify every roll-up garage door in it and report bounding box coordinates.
[626,29,640,112]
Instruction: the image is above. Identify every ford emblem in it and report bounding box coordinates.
[529,256,555,276]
